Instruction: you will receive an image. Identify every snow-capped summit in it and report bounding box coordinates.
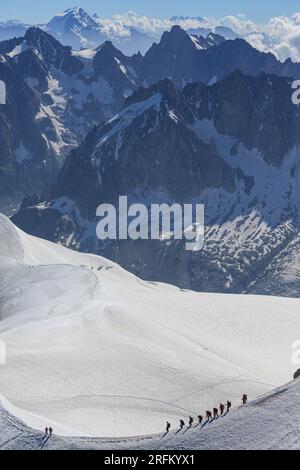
[47,6,99,34]
[45,6,107,50]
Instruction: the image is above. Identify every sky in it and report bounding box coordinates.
[1,0,300,24]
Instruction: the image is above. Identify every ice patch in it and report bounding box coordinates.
[7,41,28,58]
[15,142,32,164]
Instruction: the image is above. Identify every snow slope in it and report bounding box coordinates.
[0,213,299,438]
[1,379,300,450]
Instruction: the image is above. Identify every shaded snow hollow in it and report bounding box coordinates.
[0,380,300,450]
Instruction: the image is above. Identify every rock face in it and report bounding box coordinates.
[184,71,300,166]
[0,27,144,213]
[0,27,143,159]
[12,72,300,297]
[141,27,300,89]
[0,55,58,214]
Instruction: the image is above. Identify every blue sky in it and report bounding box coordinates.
[1,0,300,23]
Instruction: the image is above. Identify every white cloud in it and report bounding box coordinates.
[218,15,257,35]
[6,7,300,60]
[217,13,300,61]
[262,14,300,61]
[93,11,300,61]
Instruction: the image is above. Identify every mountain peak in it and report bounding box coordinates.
[158,25,200,51]
[24,26,45,36]
[124,78,178,109]
[47,6,99,33]
[24,26,67,49]
[63,6,85,16]
[97,40,114,49]
[24,26,53,43]
[169,25,188,37]
[170,24,184,33]
[95,40,122,56]
[94,40,134,62]
[22,26,78,71]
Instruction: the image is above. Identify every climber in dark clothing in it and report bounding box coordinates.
[220,403,225,415]
[206,410,212,421]
[166,422,171,433]
[49,427,53,436]
[180,419,185,430]
[242,394,248,405]
[45,427,48,435]
[189,416,194,427]
[226,400,232,412]
[213,408,219,419]
[198,415,203,424]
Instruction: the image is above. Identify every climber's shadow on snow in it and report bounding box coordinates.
[161,431,169,439]
[183,425,193,434]
[39,434,51,449]
[201,419,210,428]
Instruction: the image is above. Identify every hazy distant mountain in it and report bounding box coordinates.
[45,7,108,50]
[170,16,206,22]
[0,19,29,42]
[0,7,236,55]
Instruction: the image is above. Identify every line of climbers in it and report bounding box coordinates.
[165,394,248,433]
[44,426,53,436]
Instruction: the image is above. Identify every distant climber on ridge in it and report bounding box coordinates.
[206,410,212,421]
[189,416,194,427]
[198,415,203,425]
[166,421,171,433]
[226,400,232,412]
[180,419,185,430]
[220,403,225,415]
[242,394,248,405]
